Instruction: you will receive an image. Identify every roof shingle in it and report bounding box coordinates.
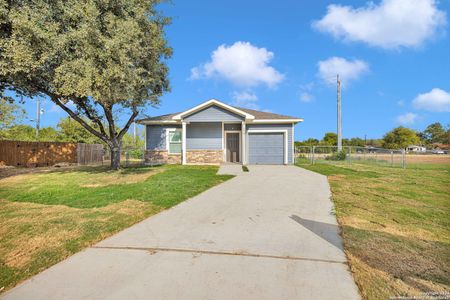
[137,104,301,122]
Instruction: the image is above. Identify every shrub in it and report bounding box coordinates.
[326,150,347,161]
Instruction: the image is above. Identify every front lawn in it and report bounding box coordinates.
[0,165,232,292]
[297,162,450,299]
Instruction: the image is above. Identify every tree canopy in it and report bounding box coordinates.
[421,122,449,144]
[382,127,421,149]
[322,132,338,146]
[0,97,24,130]
[0,0,171,169]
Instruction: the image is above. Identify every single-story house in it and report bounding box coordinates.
[406,145,427,153]
[137,99,303,165]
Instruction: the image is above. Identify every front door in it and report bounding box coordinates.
[226,133,240,163]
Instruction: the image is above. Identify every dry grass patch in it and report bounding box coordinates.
[0,198,159,290]
[298,162,450,299]
[0,165,232,292]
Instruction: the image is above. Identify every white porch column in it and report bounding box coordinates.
[182,121,187,165]
[241,121,246,164]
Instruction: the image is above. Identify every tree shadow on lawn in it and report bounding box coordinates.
[0,164,161,180]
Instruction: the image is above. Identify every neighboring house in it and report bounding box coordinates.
[406,145,426,153]
[431,143,449,150]
[137,99,303,165]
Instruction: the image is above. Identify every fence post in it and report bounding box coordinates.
[125,151,129,167]
[312,146,315,165]
[390,151,394,167]
[402,149,406,169]
[348,146,351,163]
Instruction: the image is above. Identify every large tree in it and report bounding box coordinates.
[0,0,171,169]
[0,97,24,131]
[57,117,103,144]
[382,127,421,149]
[421,122,449,145]
[322,132,338,146]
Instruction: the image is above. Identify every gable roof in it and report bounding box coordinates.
[137,99,303,124]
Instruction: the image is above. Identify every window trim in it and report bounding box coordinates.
[166,128,182,155]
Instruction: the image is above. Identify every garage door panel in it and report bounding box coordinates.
[248,132,284,164]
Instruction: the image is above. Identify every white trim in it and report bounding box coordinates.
[172,99,255,120]
[250,119,303,123]
[221,122,225,150]
[224,131,242,163]
[241,121,246,165]
[292,124,295,164]
[138,120,179,125]
[247,129,288,164]
[181,122,187,164]
[166,128,182,155]
[144,124,148,150]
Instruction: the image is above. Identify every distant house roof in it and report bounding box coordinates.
[137,99,303,124]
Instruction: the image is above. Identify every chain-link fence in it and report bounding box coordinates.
[295,146,406,168]
[102,147,145,167]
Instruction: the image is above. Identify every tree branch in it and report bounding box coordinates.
[100,103,117,140]
[51,96,110,145]
[72,96,108,138]
[118,109,139,140]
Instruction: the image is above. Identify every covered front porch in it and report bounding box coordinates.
[180,121,246,165]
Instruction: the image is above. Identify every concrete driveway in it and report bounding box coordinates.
[3,165,359,300]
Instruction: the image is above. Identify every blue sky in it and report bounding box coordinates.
[19,0,450,140]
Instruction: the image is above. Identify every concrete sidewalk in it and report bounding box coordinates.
[2,165,360,300]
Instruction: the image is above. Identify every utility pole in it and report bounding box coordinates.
[133,122,137,145]
[36,98,41,138]
[337,74,342,151]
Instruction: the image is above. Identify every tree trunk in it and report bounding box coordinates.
[110,143,121,170]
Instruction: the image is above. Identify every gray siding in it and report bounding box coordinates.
[186,122,222,150]
[146,125,181,150]
[224,123,241,131]
[246,124,294,164]
[184,105,244,122]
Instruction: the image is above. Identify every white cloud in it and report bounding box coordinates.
[317,57,369,87]
[190,41,284,88]
[312,0,447,49]
[230,91,259,110]
[397,100,405,106]
[299,92,313,103]
[396,112,418,125]
[413,88,450,112]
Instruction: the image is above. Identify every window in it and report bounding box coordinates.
[167,129,182,154]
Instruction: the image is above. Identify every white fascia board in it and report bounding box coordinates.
[172,99,255,120]
[138,120,180,125]
[250,118,304,123]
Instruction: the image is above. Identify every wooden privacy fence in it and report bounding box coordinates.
[0,140,104,167]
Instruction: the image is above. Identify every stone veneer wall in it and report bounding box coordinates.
[186,150,223,164]
[145,150,181,164]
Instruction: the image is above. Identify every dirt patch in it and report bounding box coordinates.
[406,155,450,164]
[79,169,163,187]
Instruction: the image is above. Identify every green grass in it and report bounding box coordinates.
[296,162,450,299]
[0,165,232,292]
[0,165,230,208]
